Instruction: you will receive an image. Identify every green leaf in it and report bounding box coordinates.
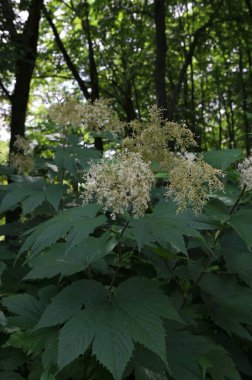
[206,348,241,380]
[40,372,56,380]
[130,200,202,253]
[36,280,107,328]
[165,327,240,380]
[58,309,93,370]
[116,278,182,364]
[204,199,230,224]
[135,367,166,380]
[203,149,243,170]
[196,356,211,380]
[0,373,26,380]
[199,274,252,340]
[2,294,44,329]
[56,278,181,379]
[155,172,168,179]
[230,208,252,250]
[222,231,252,287]
[0,347,27,371]
[0,178,66,215]
[133,346,166,380]
[166,330,210,380]
[91,302,135,380]
[25,234,116,280]
[20,204,106,256]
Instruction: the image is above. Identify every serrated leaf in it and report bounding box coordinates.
[2,294,44,329]
[130,200,202,253]
[58,309,93,369]
[25,235,116,280]
[166,330,211,380]
[115,278,182,368]
[92,302,135,380]
[165,327,239,380]
[0,178,66,215]
[199,274,252,340]
[36,280,107,328]
[45,184,65,211]
[206,348,241,380]
[230,208,252,250]
[222,232,252,287]
[20,204,106,256]
[56,278,181,379]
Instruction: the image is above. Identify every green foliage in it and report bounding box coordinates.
[0,111,252,380]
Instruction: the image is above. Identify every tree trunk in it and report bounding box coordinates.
[154,0,167,112]
[239,45,251,156]
[10,0,44,153]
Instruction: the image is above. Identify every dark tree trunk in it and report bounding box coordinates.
[2,0,44,154]
[245,0,252,18]
[218,91,223,150]
[81,0,103,151]
[154,0,167,112]
[124,81,137,123]
[200,77,207,150]
[1,0,44,227]
[82,0,99,101]
[239,45,251,156]
[10,0,44,153]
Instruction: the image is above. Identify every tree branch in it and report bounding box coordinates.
[0,78,12,101]
[168,0,224,119]
[42,4,90,100]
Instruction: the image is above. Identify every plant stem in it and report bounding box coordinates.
[181,185,246,309]
[109,220,130,292]
[229,184,246,215]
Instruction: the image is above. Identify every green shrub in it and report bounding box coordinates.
[0,102,251,380]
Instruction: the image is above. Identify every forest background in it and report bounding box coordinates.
[1,1,252,380]
[1,0,252,156]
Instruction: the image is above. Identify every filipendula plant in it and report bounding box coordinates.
[0,100,252,380]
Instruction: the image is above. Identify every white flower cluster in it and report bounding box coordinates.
[166,153,224,212]
[48,97,123,135]
[82,98,123,134]
[82,152,155,218]
[10,135,33,174]
[48,97,83,127]
[238,156,252,190]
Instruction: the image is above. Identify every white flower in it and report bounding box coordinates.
[238,156,252,190]
[165,155,224,213]
[183,152,196,165]
[82,151,155,218]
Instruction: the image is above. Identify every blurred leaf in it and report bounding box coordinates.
[203,149,243,170]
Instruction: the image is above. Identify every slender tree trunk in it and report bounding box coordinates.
[154,0,167,112]
[200,77,207,150]
[218,93,223,150]
[228,100,236,148]
[239,45,251,155]
[81,0,103,151]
